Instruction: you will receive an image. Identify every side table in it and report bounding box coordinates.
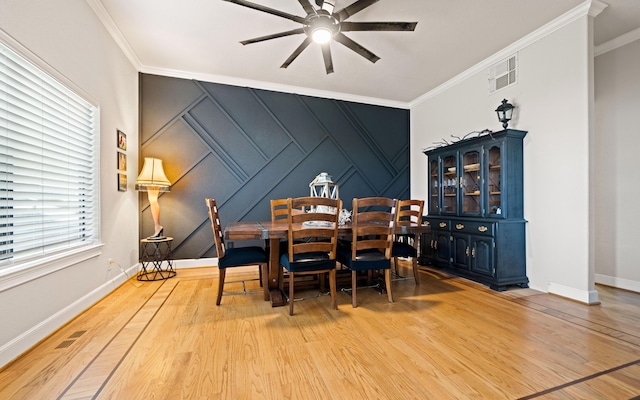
[139,237,176,281]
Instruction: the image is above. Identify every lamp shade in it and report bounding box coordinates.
[135,157,171,192]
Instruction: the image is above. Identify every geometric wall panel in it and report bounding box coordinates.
[139,73,410,259]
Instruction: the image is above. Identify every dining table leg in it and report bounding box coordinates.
[268,238,285,307]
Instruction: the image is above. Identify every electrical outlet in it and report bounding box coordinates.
[108,258,114,264]
[108,258,114,270]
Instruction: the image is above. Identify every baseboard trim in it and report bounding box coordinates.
[548,282,600,305]
[595,274,640,294]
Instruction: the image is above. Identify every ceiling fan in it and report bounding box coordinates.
[223,0,417,74]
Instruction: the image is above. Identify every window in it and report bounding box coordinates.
[0,39,98,271]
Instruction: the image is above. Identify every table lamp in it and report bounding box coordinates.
[135,157,171,239]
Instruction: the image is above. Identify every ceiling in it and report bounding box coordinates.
[92,0,640,106]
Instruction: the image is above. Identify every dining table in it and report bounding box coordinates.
[224,220,431,307]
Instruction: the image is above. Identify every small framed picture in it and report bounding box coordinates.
[117,151,127,171]
[117,173,127,192]
[117,130,127,151]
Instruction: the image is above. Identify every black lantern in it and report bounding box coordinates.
[495,99,515,129]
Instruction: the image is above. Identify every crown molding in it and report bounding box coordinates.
[588,0,608,17]
[408,0,595,108]
[595,26,640,56]
[140,65,411,109]
[85,0,142,70]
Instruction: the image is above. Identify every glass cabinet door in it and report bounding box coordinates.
[461,150,481,215]
[442,155,457,214]
[487,145,502,216]
[428,158,439,214]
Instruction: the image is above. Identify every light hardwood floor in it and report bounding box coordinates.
[1,263,639,399]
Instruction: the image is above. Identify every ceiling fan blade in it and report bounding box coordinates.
[340,21,417,32]
[297,0,315,14]
[334,33,380,63]
[334,0,380,21]
[281,37,313,69]
[223,0,306,24]
[241,28,305,45]
[321,43,334,74]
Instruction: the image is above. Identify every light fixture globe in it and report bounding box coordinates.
[305,12,339,44]
[312,27,333,43]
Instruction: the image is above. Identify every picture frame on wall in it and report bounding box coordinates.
[117,130,127,150]
[118,151,127,171]
[118,173,127,192]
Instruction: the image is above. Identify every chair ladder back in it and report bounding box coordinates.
[270,198,289,222]
[205,198,226,259]
[287,196,341,262]
[396,199,424,225]
[351,197,397,260]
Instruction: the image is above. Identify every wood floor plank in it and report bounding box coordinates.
[1,264,640,399]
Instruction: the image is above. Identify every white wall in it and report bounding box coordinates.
[594,39,640,292]
[0,0,139,367]
[410,12,598,303]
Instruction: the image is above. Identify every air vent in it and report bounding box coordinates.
[56,340,75,349]
[488,54,517,93]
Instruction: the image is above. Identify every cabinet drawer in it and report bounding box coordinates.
[425,219,450,231]
[451,221,495,235]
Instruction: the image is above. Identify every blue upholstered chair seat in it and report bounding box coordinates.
[391,241,418,258]
[280,252,334,273]
[337,242,391,271]
[219,246,268,269]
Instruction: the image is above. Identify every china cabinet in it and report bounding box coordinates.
[419,129,528,291]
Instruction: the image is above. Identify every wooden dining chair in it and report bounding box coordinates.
[392,199,424,284]
[269,198,289,290]
[337,197,397,308]
[271,198,289,222]
[280,196,341,316]
[205,198,268,305]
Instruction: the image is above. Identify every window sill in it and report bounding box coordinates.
[0,243,104,293]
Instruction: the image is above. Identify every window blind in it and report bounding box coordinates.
[0,40,97,267]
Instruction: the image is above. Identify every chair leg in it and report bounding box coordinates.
[385,269,393,303]
[261,262,269,301]
[289,271,295,316]
[393,256,399,275]
[329,269,337,310]
[412,257,419,284]
[351,270,357,308]
[216,268,226,306]
[258,265,263,287]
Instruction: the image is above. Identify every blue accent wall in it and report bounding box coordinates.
[139,73,410,259]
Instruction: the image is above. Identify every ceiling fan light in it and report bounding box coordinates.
[312,27,333,43]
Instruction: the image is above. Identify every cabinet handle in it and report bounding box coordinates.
[465,247,469,256]
[456,224,464,230]
[478,226,488,232]
[472,248,476,258]
[439,222,447,228]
